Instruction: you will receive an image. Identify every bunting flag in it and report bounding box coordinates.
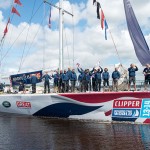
[101,9,105,30]
[48,6,51,28]
[14,0,22,6]
[4,18,10,35]
[97,2,101,19]
[93,0,96,5]
[11,7,21,16]
[93,1,109,40]
[104,19,108,40]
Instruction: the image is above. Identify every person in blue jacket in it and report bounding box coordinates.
[30,74,38,93]
[78,73,82,92]
[102,68,110,91]
[42,71,52,93]
[112,68,121,91]
[95,67,103,91]
[52,70,59,93]
[143,64,150,91]
[128,64,138,91]
[77,67,88,92]
[70,69,77,92]
[62,70,69,93]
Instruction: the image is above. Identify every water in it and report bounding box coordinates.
[0,113,149,150]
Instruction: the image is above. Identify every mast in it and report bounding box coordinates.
[44,0,73,71]
[59,0,63,71]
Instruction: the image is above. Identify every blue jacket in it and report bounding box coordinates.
[30,75,38,84]
[86,73,91,81]
[77,68,86,81]
[96,68,103,80]
[78,74,82,82]
[62,73,69,81]
[70,72,77,81]
[128,67,138,77]
[67,70,72,79]
[102,72,109,80]
[42,74,51,82]
[112,71,120,79]
[52,73,59,83]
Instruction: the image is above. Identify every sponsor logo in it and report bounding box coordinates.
[2,101,11,108]
[113,99,142,108]
[16,101,31,108]
[140,99,150,118]
[112,99,142,119]
[112,109,140,118]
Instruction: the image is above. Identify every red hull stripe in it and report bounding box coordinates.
[105,110,112,116]
[59,92,150,103]
[143,119,150,124]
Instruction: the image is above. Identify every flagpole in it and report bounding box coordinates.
[44,0,73,71]
[59,0,63,71]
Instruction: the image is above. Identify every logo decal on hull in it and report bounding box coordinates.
[2,101,11,108]
[16,101,31,108]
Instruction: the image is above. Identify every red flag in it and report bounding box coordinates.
[4,18,10,35]
[14,0,22,6]
[101,9,105,29]
[4,26,8,35]
[11,7,21,16]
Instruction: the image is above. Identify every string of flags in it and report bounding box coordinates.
[93,0,108,40]
[48,6,52,28]
[1,0,22,42]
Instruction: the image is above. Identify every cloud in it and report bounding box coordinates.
[0,0,12,9]
[0,0,150,81]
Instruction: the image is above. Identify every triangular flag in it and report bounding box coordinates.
[104,19,108,40]
[101,9,105,29]
[11,7,21,16]
[48,6,51,28]
[4,18,10,35]
[4,26,8,35]
[97,2,101,19]
[14,0,22,6]
[93,0,96,5]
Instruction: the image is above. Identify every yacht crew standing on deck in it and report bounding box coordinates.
[70,69,77,92]
[143,64,150,91]
[42,71,52,93]
[128,64,138,91]
[30,74,38,93]
[102,68,110,91]
[112,68,121,92]
[95,67,103,91]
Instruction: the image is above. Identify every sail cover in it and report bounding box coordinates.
[123,0,150,66]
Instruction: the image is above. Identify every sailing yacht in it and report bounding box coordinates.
[0,0,150,124]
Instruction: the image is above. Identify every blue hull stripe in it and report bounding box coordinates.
[33,103,102,118]
[112,117,137,122]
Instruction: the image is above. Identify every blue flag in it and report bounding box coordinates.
[124,0,150,66]
[104,19,108,40]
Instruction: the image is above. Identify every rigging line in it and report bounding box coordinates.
[0,1,43,65]
[0,0,15,63]
[64,27,70,68]
[18,0,37,72]
[42,1,46,70]
[21,10,49,69]
[71,0,75,69]
[109,30,122,64]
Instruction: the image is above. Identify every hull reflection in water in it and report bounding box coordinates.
[0,113,149,150]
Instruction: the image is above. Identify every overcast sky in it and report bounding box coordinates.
[0,0,150,80]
